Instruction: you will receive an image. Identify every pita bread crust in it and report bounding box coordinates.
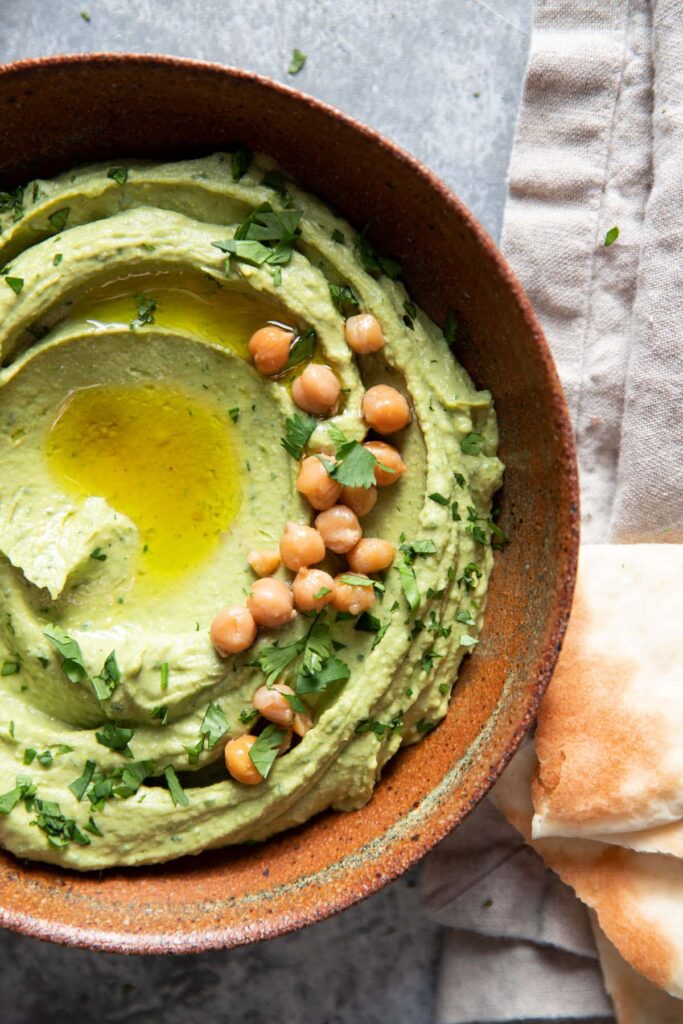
[532,545,683,837]
[492,744,683,1000]
[592,917,683,1024]
[590,819,683,858]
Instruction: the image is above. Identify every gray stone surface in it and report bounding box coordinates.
[0,2,531,1021]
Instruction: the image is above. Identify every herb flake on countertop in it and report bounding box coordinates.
[604,226,620,247]
[287,48,307,75]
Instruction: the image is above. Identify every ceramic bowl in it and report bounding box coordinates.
[0,54,579,953]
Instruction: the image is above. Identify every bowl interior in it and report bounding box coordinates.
[0,54,578,953]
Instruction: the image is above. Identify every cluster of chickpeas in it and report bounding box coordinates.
[212,311,411,784]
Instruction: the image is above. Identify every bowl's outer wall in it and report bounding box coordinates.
[0,55,579,953]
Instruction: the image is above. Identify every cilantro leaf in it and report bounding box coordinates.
[453,471,466,487]
[256,637,306,686]
[0,775,35,815]
[95,721,134,758]
[354,612,382,633]
[163,765,189,806]
[212,202,302,270]
[4,276,24,294]
[355,713,403,738]
[69,759,96,801]
[43,625,88,684]
[338,573,374,588]
[460,432,484,456]
[281,411,317,459]
[399,538,437,560]
[199,702,229,748]
[130,295,156,328]
[31,798,90,848]
[1,660,19,676]
[284,327,315,370]
[319,442,377,489]
[296,654,350,695]
[396,559,420,611]
[248,723,287,779]
[231,145,253,182]
[444,310,458,347]
[151,704,169,725]
[48,207,70,232]
[91,650,120,701]
[329,282,360,317]
[460,633,479,648]
[90,546,107,561]
[107,167,128,186]
[604,226,619,247]
[428,492,449,506]
[288,48,307,75]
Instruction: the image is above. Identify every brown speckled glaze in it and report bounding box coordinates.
[0,54,579,954]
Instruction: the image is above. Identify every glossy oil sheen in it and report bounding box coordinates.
[46,381,242,583]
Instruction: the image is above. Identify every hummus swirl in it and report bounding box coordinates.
[0,154,503,868]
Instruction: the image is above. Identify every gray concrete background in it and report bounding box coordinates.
[0,2,531,1021]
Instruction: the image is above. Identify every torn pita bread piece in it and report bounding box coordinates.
[590,819,683,859]
[491,743,683,1000]
[592,916,683,1024]
[531,544,683,840]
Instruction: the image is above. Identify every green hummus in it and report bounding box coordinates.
[0,154,503,869]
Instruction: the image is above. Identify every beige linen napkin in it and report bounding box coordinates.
[423,0,683,1020]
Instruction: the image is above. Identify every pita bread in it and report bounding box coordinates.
[491,743,683,1000]
[592,917,683,1024]
[531,544,683,839]
[590,820,683,859]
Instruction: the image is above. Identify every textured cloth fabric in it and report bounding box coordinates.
[423,0,683,1020]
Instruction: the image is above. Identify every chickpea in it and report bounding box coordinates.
[347,538,395,574]
[225,734,262,785]
[248,324,294,376]
[293,709,313,737]
[279,521,326,572]
[364,441,406,486]
[296,455,343,510]
[292,364,341,416]
[332,574,376,615]
[210,605,257,656]
[247,577,296,628]
[362,384,411,434]
[344,313,385,354]
[341,484,378,518]
[293,567,336,612]
[315,505,362,554]
[248,549,281,577]
[253,683,294,727]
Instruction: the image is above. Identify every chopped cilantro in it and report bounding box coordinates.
[281,411,316,459]
[354,225,401,279]
[1,660,19,676]
[213,202,302,269]
[459,563,482,591]
[288,48,307,75]
[396,559,420,611]
[284,327,315,369]
[444,310,458,347]
[399,538,437,559]
[604,226,619,247]
[48,207,70,232]
[329,282,360,317]
[416,719,436,733]
[428,492,449,506]
[4,276,23,294]
[331,228,344,244]
[151,704,169,725]
[420,649,442,673]
[460,432,484,456]
[228,406,240,424]
[231,145,253,182]
[84,815,103,836]
[160,662,169,691]
[31,798,90,848]
[163,765,189,807]
[91,651,121,701]
[200,702,229,748]
[338,573,374,588]
[107,167,128,186]
[130,295,156,328]
[43,625,88,684]
[460,633,479,648]
[69,760,96,801]
[248,723,287,779]
[451,501,461,521]
[456,609,475,626]
[0,775,35,815]
[239,707,259,725]
[453,471,466,487]
[313,586,332,600]
[356,713,403,738]
[90,547,107,561]
[354,611,382,633]
[95,721,134,758]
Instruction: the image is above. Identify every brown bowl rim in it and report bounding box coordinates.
[0,51,579,953]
